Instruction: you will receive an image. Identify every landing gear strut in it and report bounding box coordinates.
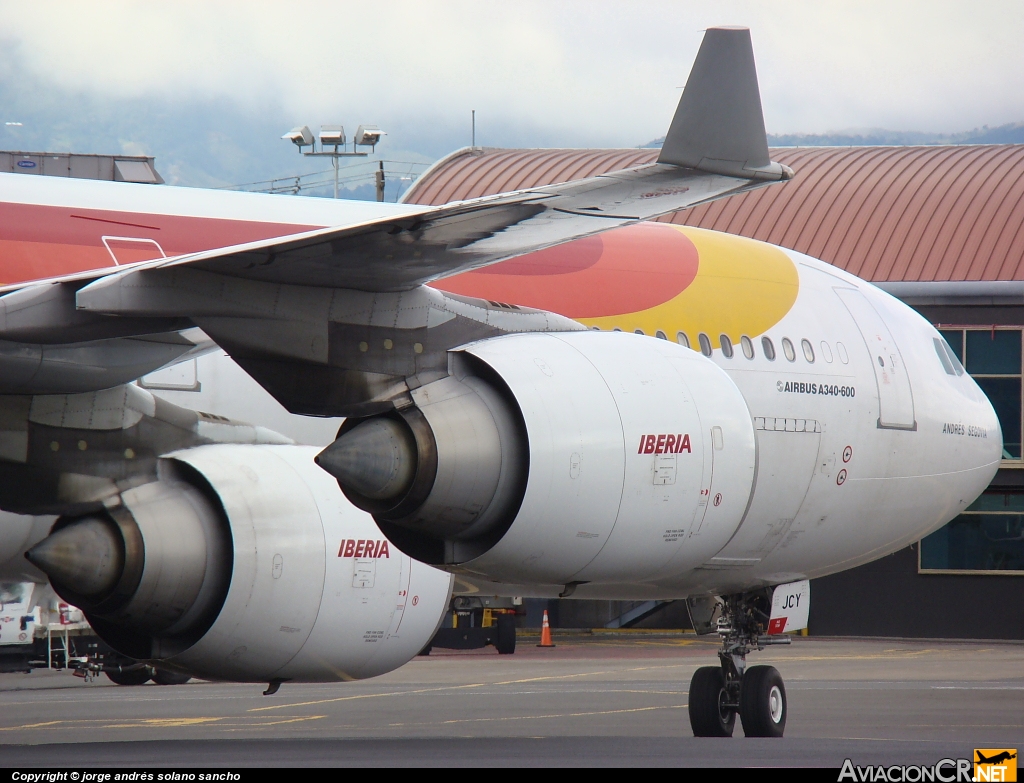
[688,590,790,738]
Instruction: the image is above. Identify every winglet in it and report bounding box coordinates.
[659,27,792,182]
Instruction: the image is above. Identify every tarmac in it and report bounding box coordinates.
[0,633,1021,767]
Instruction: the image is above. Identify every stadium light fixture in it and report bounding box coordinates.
[354,125,385,151]
[281,126,314,150]
[282,122,385,199]
[319,125,345,149]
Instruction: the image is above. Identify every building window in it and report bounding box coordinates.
[940,329,1022,459]
[920,491,1024,574]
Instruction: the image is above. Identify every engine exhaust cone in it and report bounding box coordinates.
[316,417,417,502]
[25,516,124,599]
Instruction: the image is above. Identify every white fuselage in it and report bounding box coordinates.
[690,252,999,594]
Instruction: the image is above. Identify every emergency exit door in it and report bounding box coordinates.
[835,288,916,430]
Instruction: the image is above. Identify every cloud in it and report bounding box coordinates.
[1,0,1022,149]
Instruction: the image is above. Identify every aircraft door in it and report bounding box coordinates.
[702,420,821,566]
[834,288,916,430]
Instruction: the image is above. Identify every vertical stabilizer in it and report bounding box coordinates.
[659,27,790,182]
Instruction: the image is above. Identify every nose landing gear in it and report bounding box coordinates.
[688,591,791,738]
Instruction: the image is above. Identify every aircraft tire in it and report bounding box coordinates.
[495,614,516,655]
[105,667,152,686]
[688,666,735,737]
[739,665,786,737]
[152,668,192,685]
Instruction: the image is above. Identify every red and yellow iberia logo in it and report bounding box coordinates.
[436,223,799,345]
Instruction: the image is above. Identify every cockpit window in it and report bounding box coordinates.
[934,337,955,375]
[943,340,965,376]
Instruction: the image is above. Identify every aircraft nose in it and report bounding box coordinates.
[951,371,1003,480]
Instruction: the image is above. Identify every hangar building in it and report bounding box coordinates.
[403,145,1024,640]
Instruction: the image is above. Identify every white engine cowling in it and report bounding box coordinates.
[29,444,453,683]
[322,331,756,588]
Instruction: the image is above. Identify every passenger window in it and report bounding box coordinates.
[655,330,667,340]
[613,327,622,332]
[741,335,754,360]
[762,336,776,361]
[801,339,815,363]
[933,338,955,375]
[782,337,796,362]
[720,335,734,358]
[820,341,833,363]
[698,333,712,357]
[836,341,849,364]
[634,328,645,335]
[676,331,690,349]
[941,339,965,376]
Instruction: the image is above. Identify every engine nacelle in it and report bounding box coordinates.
[28,444,452,682]
[321,331,756,587]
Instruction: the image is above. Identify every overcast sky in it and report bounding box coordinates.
[1,1,1022,174]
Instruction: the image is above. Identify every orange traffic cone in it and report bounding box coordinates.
[537,609,556,648]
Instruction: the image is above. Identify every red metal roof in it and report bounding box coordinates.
[403,145,1024,282]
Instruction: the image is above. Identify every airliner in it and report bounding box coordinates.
[0,28,1000,738]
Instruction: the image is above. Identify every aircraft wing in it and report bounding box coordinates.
[0,28,793,411]
[90,163,780,294]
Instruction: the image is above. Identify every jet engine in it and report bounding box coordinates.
[318,332,757,588]
[26,444,453,683]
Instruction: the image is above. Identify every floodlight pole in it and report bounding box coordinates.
[286,126,381,198]
[302,143,367,199]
